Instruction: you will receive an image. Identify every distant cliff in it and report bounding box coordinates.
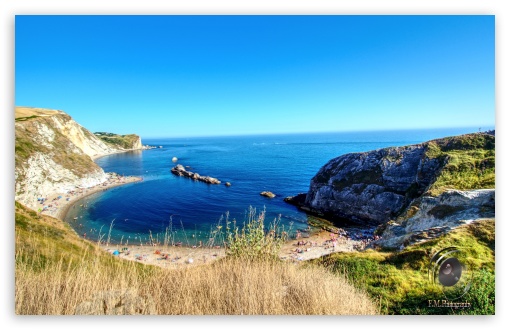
[286,132,495,246]
[94,132,142,150]
[15,106,143,210]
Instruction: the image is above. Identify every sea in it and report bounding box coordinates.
[64,127,489,246]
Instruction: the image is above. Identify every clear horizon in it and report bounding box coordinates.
[15,15,495,138]
[139,125,495,140]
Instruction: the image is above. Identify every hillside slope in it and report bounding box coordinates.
[14,106,142,210]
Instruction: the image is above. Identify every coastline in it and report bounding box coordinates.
[41,174,143,221]
[41,147,150,220]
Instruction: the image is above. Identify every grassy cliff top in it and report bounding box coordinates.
[425,132,495,196]
[94,132,140,150]
[15,106,63,121]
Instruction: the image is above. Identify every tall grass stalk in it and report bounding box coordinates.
[225,207,290,260]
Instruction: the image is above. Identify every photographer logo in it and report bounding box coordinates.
[428,246,473,301]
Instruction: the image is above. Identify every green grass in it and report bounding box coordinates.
[15,115,39,122]
[311,220,495,314]
[425,133,495,196]
[15,201,151,274]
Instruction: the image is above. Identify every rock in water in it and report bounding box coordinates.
[260,191,276,198]
[225,182,231,187]
[170,164,221,184]
[284,193,307,206]
[172,157,178,162]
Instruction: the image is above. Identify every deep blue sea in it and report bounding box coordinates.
[64,127,487,245]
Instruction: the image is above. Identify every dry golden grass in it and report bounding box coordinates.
[15,106,61,119]
[15,242,378,315]
[15,251,378,315]
[15,203,378,315]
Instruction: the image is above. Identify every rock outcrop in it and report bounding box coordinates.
[171,164,221,184]
[15,106,143,210]
[303,144,442,225]
[298,132,495,227]
[374,189,495,248]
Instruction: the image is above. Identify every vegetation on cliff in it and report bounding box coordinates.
[312,220,495,315]
[14,106,141,207]
[94,132,141,150]
[425,133,495,196]
[15,117,98,176]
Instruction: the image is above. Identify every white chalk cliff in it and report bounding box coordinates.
[15,106,143,210]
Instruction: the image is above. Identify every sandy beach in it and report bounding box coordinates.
[37,173,143,221]
[102,227,375,269]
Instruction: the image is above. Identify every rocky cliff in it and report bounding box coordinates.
[15,106,143,210]
[289,132,495,232]
[304,144,442,225]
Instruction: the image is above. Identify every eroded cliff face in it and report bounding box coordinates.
[294,132,495,248]
[132,136,142,149]
[14,107,142,210]
[304,144,443,225]
[375,189,495,248]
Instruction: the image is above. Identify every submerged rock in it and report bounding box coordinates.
[225,182,231,187]
[260,191,276,198]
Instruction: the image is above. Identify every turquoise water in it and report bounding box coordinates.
[64,127,486,245]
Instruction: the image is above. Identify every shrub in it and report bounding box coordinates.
[460,268,495,315]
[225,207,290,260]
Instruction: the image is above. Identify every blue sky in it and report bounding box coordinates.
[15,15,494,138]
